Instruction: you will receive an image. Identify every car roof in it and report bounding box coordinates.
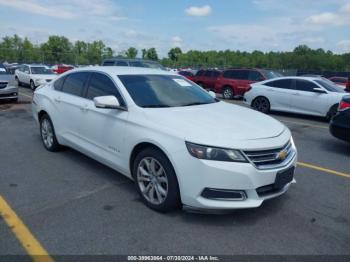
[22,64,48,67]
[103,58,160,63]
[262,76,323,82]
[69,66,177,76]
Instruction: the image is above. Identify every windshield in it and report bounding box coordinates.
[31,67,54,74]
[0,67,9,75]
[262,70,283,79]
[118,74,217,108]
[141,61,166,70]
[315,79,345,93]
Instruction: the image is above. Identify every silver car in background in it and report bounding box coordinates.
[0,66,18,102]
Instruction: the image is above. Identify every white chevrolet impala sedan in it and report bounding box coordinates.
[32,67,297,212]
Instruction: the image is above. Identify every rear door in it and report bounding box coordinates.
[232,70,249,96]
[291,79,328,116]
[53,72,90,145]
[264,79,294,111]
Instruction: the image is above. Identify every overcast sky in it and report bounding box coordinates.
[0,0,350,57]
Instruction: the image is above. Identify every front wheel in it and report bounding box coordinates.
[133,148,181,212]
[30,80,36,91]
[222,86,234,100]
[40,114,61,152]
[252,96,270,113]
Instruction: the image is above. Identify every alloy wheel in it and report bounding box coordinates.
[223,88,233,99]
[137,157,168,205]
[41,118,54,148]
[253,97,269,113]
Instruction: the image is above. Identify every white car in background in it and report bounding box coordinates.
[32,67,297,212]
[244,76,347,120]
[15,64,57,90]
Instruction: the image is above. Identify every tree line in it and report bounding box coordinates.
[0,34,349,71]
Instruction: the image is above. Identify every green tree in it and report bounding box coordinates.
[168,47,182,62]
[126,47,138,58]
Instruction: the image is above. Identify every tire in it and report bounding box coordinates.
[222,86,234,100]
[30,80,36,91]
[252,96,270,114]
[39,114,61,152]
[132,147,181,212]
[327,104,338,121]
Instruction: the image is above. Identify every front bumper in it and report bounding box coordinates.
[0,86,18,99]
[173,140,297,210]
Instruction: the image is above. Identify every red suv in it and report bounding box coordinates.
[215,68,281,99]
[192,69,221,90]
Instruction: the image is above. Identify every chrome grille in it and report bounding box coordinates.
[243,140,295,170]
[0,82,8,89]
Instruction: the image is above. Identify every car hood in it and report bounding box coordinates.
[32,74,56,80]
[143,101,286,147]
[0,74,14,82]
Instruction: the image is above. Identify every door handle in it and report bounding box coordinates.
[54,97,61,103]
[80,105,89,112]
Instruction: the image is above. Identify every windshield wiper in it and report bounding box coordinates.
[181,102,211,106]
[142,104,171,108]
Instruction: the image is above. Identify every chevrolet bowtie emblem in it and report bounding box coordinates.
[277,150,288,161]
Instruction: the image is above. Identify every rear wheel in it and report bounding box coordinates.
[252,96,270,113]
[132,147,181,212]
[40,114,61,152]
[222,86,234,100]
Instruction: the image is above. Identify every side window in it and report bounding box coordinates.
[116,61,128,66]
[265,79,293,89]
[238,70,249,80]
[196,70,204,76]
[295,79,318,92]
[223,70,232,78]
[204,70,212,77]
[86,73,125,106]
[249,71,264,81]
[103,61,115,66]
[212,71,220,78]
[129,61,143,67]
[53,76,66,91]
[61,72,89,97]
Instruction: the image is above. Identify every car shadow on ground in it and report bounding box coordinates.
[320,137,350,155]
[269,111,328,123]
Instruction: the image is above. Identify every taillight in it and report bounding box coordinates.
[338,100,350,111]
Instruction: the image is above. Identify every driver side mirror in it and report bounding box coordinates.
[208,91,216,98]
[313,87,327,94]
[93,96,125,110]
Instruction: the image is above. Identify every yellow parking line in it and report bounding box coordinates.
[0,196,54,262]
[280,119,328,129]
[297,162,350,179]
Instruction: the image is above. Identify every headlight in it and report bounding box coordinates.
[186,142,248,162]
[35,79,46,85]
